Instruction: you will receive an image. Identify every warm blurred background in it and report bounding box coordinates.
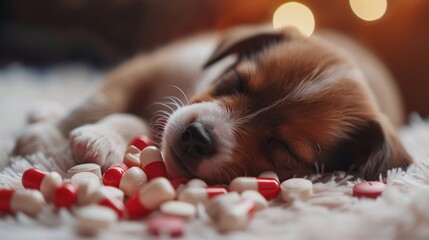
[1,0,429,117]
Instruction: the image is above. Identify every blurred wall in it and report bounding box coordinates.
[1,0,428,117]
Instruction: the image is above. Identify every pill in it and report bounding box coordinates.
[217,199,256,232]
[258,171,280,183]
[118,167,147,197]
[22,168,62,201]
[129,135,152,151]
[185,179,208,188]
[76,178,101,205]
[90,187,125,217]
[139,146,168,180]
[353,181,386,199]
[102,163,129,188]
[241,190,268,211]
[206,192,241,221]
[67,163,102,179]
[160,201,197,219]
[123,145,141,167]
[0,189,45,217]
[229,177,280,200]
[147,215,185,237]
[53,182,78,208]
[125,178,176,219]
[178,187,227,205]
[75,205,118,235]
[71,172,100,186]
[101,186,125,202]
[280,178,313,202]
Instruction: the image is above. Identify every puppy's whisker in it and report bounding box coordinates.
[170,85,190,105]
[165,96,185,108]
[161,96,183,109]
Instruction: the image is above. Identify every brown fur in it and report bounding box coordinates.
[13,25,412,182]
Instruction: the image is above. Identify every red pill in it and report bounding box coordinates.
[22,168,62,201]
[140,146,168,180]
[229,177,280,200]
[53,182,78,208]
[353,181,386,199]
[147,215,185,237]
[129,135,152,151]
[102,163,129,188]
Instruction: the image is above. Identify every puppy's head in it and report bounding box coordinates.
[161,25,411,184]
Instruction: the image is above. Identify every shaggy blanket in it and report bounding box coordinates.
[1,65,429,240]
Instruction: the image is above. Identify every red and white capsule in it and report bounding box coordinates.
[53,182,78,208]
[178,187,228,205]
[22,168,62,201]
[139,146,168,180]
[0,189,45,217]
[229,177,280,200]
[129,135,152,151]
[123,145,141,167]
[217,199,256,232]
[102,163,129,188]
[119,167,148,197]
[125,178,176,219]
[258,171,280,183]
[89,187,125,218]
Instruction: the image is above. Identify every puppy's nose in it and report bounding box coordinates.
[180,122,214,158]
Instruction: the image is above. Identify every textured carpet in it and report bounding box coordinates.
[1,64,429,240]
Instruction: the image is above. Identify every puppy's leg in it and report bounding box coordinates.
[69,114,150,170]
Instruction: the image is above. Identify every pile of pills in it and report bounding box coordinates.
[0,134,387,237]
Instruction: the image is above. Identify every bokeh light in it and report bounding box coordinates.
[349,0,387,21]
[272,2,315,37]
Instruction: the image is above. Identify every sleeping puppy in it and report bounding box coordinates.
[13,25,412,184]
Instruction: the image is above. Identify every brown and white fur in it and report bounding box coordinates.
[13,25,412,184]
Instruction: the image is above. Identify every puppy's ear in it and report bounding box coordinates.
[330,120,412,180]
[203,25,285,68]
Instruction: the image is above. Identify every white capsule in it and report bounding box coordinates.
[119,167,148,197]
[186,179,207,188]
[10,190,46,217]
[206,192,241,221]
[217,199,256,232]
[71,172,100,186]
[139,178,176,209]
[75,205,118,235]
[160,200,197,219]
[100,186,125,202]
[76,178,101,205]
[123,146,141,167]
[68,163,102,179]
[241,190,268,211]
[280,178,313,202]
[258,171,280,183]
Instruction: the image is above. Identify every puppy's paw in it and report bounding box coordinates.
[69,125,126,170]
[13,122,67,156]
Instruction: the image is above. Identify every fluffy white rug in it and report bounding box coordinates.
[1,65,429,240]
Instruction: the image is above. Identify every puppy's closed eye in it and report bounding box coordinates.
[215,70,245,96]
[267,138,296,167]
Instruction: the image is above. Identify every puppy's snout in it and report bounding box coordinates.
[179,122,214,158]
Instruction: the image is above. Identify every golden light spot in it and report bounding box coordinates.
[272,2,315,37]
[349,0,387,21]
